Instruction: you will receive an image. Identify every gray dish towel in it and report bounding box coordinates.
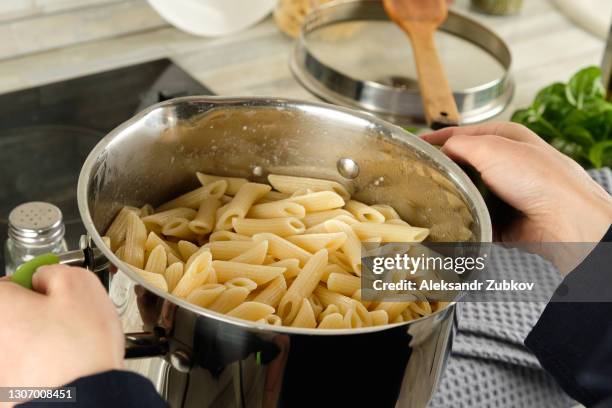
[428,168,612,408]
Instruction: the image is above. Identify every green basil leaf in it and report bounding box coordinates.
[588,141,612,169]
[565,66,606,109]
[562,125,594,147]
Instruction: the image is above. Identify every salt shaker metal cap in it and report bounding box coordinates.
[8,202,65,246]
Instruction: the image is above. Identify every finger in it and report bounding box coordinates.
[0,279,42,303]
[32,264,88,296]
[421,122,546,146]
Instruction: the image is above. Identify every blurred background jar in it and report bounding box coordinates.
[471,0,523,15]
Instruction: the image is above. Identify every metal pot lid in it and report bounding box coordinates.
[290,0,514,126]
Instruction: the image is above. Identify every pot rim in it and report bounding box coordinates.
[77,96,491,336]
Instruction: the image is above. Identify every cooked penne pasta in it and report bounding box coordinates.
[268,174,351,201]
[212,261,285,285]
[352,222,429,242]
[278,249,327,323]
[197,172,248,196]
[291,298,317,328]
[302,209,354,228]
[186,283,225,308]
[321,264,349,283]
[142,207,197,228]
[286,232,346,253]
[258,191,290,203]
[215,182,271,230]
[122,212,147,269]
[257,314,282,326]
[158,180,227,211]
[286,191,345,212]
[309,294,323,318]
[140,204,154,217]
[319,304,340,321]
[327,272,361,297]
[369,310,389,326]
[144,232,182,264]
[209,231,252,242]
[225,277,258,292]
[230,240,268,265]
[233,217,305,237]
[314,286,355,314]
[144,245,167,274]
[268,258,301,280]
[324,220,362,275]
[227,301,275,321]
[177,240,199,262]
[252,233,311,266]
[253,275,287,307]
[247,201,305,219]
[189,198,221,235]
[374,301,412,321]
[371,204,400,220]
[345,200,385,223]
[172,250,213,298]
[318,313,345,329]
[134,268,168,292]
[164,262,184,293]
[106,206,139,251]
[210,240,261,260]
[208,287,250,313]
[161,218,198,241]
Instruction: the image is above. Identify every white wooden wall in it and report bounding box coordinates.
[0,0,168,60]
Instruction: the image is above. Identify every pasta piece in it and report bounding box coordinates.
[247,201,305,219]
[177,240,199,262]
[278,249,327,324]
[286,232,346,253]
[302,209,354,228]
[252,233,311,266]
[158,180,227,211]
[227,302,275,321]
[212,261,285,285]
[324,220,362,275]
[230,240,268,265]
[134,268,168,292]
[256,314,282,326]
[161,218,198,241]
[319,304,340,321]
[142,208,197,228]
[392,314,405,324]
[369,310,389,326]
[408,301,433,317]
[188,198,221,235]
[144,232,182,264]
[351,300,372,327]
[291,298,317,328]
[106,206,139,250]
[268,174,351,201]
[172,251,213,298]
[196,172,248,196]
[321,264,349,283]
[215,182,271,230]
[101,236,111,249]
[351,222,429,243]
[140,204,154,217]
[386,219,411,226]
[345,200,385,223]
[286,191,345,212]
[327,272,361,297]
[164,262,184,293]
[328,251,353,272]
[122,212,147,269]
[209,231,252,242]
[210,241,261,260]
[343,308,361,328]
[253,275,287,307]
[351,289,373,309]
[374,302,412,321]
[268,258,301,280]
[208,287,250,313]
[185,245,211,270]
[371,204,400,220]
[225,277,258,292]
[314,286,354,314]
[258,191,290,203]
[186,283,225,308]
[232,217,305,237]
[144,245,167,274]
[318,313,345,329]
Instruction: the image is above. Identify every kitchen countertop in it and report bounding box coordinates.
[0,0,606,122]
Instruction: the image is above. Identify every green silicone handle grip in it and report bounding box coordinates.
[10,253,60,289]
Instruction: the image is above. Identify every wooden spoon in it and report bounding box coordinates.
[383,0,460,129]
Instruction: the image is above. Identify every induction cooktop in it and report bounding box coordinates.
[0,59,213,274]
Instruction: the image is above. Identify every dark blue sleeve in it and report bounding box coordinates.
[19,370,167,408]
[525,226,612,407]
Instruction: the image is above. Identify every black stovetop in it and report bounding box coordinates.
[0,59,212,275]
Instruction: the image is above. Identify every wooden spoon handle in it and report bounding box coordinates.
[403,22,460,129]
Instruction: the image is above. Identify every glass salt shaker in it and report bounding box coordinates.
[4,202,68,276]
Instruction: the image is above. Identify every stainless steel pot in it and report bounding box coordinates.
[76,97,492,407]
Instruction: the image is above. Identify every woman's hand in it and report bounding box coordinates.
[422,122,612,244]
[0,265,124,389]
